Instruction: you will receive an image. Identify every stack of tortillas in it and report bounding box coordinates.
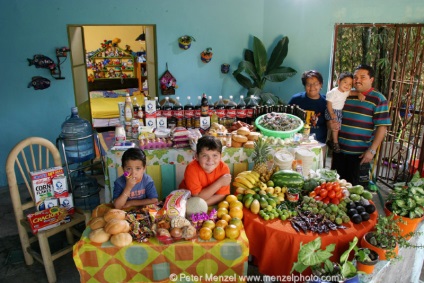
[274,150,294,170]
[295,148,315,176]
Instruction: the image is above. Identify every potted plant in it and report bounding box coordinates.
[360,214,423,261]
[178,35,195,50]
[353,247,379,274]
[200,47,213,63]
[291,236,359,283]
[232,35,297,106]
[385,172,424,237]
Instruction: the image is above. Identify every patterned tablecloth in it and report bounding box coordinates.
[73,227,249,283]
[99,132,324,203]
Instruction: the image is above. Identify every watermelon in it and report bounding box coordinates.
[271,170,304,189]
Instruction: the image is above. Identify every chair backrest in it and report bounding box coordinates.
[6,137,62,220]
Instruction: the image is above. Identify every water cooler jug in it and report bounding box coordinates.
[72,170,100,210]
[60,107,94,163]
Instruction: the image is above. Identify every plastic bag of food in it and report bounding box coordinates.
[163,189,191,219]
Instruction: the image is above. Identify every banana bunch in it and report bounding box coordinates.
[232,171,261,190]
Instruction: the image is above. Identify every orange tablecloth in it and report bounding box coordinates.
[73,227,249,283]
[243,207,377,278]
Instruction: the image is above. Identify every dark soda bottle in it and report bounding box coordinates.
[236,95,247,123]
[173,96,184,127]
[155,97,162,117]
[162,97,174,128]
[208,95,214,117]
[194,96,201,128]
[215,96,226,125]
[184,96,194,128]
[133,97,140,120]
[201,93,209,117]
[225,95,237,128]
[246,95,258,125]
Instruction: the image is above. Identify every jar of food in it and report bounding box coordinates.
[115,124,126,142]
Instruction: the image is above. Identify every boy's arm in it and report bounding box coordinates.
[349,90,365,101]
[123,198,159,208]
[326,100,337,121]
[113,175,138,209]
[195,174,232,206]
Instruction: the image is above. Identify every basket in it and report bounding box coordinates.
[255,113,304,138]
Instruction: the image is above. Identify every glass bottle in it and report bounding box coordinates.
[124,93,133,122]
[184,96,194,128]
[133,97,140,120]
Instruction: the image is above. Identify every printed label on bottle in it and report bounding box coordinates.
[216,109,226,118]
[173,109,184,119]
[162,109,173,118]
[246,108,254,118]
[226,109,236,118]
[184,109,194,118]
[237,109,247,119]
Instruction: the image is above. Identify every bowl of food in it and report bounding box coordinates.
[255,113,304,138]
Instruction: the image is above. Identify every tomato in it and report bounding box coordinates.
[314,195,322,201]
[322,197,330,204]
[334,185,342,192]
[309,191,317,198]
[330,198,340,205]
[314,186,321,194]
[335,191,343,199]
[319,189,328,198]
[328,190,336,199]
[320,183,327,190]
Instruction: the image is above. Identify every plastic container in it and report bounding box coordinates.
[72,170,100,210]
[255,113,304,138]
[274,150,294,170]
[60,107,94,163]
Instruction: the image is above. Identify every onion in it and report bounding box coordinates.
[170,227,182,238]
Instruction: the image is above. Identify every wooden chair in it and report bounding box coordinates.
[6,137,86,283]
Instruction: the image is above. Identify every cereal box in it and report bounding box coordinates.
[26,207,70,234]
[30,166,64,211]
[59,194,75,215]
[52,175,68,198]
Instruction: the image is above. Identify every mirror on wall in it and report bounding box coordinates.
[68,24,157,129]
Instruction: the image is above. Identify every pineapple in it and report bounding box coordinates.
[252,137,272,179]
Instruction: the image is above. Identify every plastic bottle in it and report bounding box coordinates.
[184,96,194,128]
[208,95,215,117]
[225,95,237,128]
[155,97,162,117]
[194,96,201,128]
[162,97,174,128]
[201,93,209,117]
[236,95,247,123]
[60,107,94,163]
[133,97,140,120]
[215,95,226,125]
[173,96,184,127]
[72,170,100,210]
[246,95,258,125]
[124,93,133,122]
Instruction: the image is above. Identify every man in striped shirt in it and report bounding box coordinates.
[331,64,391,186]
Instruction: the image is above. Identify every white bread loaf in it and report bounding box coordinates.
[89,228,111,243]
[104,219,130,234]
[89,217,106,230]
[110,232,133,247]
[104,209,126,222]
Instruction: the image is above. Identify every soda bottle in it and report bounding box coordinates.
[236,95,247,123]
[184,96,194,128]
[194,96,201,128]
[225,95,237,128]
[201,93,209,117]
[133,97,140,120]
[162,97,174,128]
[173,96,184,127]
[215,96,226,125]
[208,95,215,117]
[246,95,258,125]
[124,93,133,122]
[155,97,162,117]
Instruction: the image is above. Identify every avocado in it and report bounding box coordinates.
[356,206,366,214]
[348,208,358,217]
[351,214,362,224]
[361,211,370,221]
[365,204,376,214]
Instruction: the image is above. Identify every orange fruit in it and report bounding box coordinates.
[218,200,229,209]
[202,220,215,230]
[229,200,244,210]
[217,207,229,218]
[221,213,232,223]
[199,227,212,241]
[225,224,240,240]
[225,194,238,204]
[213,226,226,241]
[229,207,243,219]
[215,219,228,229]
[229,217,243,230]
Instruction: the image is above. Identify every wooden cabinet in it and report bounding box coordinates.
[86,46,136,80]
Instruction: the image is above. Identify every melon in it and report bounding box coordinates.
[185,196,208,217]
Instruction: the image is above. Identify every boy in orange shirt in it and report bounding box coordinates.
[179,135,231,205]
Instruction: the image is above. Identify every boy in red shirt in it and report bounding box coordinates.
[179,136,231,205]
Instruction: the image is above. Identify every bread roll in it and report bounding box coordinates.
[231,141,243,148]
[104,209,126,222]
[104,219,130,234]
[89,217,106,230]
[232,134,248,143]
[247,132,261,141]
[91,205,112,218]
[89,228,111,243]
[237,127,251,136]
[243,141,255,149]
[110,232,133,247]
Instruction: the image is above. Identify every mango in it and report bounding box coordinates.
[250,199,260,214]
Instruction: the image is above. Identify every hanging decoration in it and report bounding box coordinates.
[200,47,213,63]
[178,35,195,50]
[159,63,177,95]
[28,76,51,90]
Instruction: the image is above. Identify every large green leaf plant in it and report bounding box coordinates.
[232,36,297,105]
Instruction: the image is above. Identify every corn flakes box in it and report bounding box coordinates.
[30,166,64,211]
